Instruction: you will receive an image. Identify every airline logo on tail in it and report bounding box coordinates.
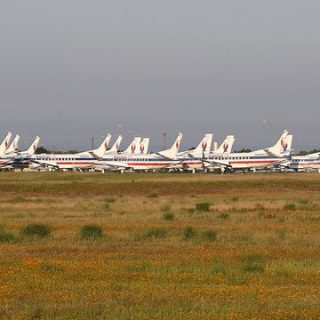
[223,144,229,153]
[281,138,288,152]
[140,145,144,153]
[131,145,136,153]
[202,142,207,151]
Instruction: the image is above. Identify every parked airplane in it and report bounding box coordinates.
[170,134,213,172]
[122,137,142,154]
[8,136,41,170]
[18,136,41,156]
[285,152,320,172]
[95,133,183,172]
[104,135,123,155]
[5,134,20,155]
[0,132,13,168]
[215,135,235,154]
[27,134,110,171]
[204,130,293,172]
[136,138,150,155]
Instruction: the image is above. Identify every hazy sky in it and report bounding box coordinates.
[0,1,319,151]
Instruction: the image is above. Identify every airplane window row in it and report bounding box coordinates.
[213,157,251,160]
[38,158,77,161]
[115,158,147,162]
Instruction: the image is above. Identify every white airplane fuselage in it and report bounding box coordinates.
[286,154,320,171]
[29,153,97,170]
[97,154,181,171]
[207,151,287,171]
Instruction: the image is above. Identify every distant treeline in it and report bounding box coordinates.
[35,147,80,154]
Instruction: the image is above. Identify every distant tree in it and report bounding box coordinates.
[66,150,80,154]
[35,146,50,154]
[235,148,252,153]
[296,149,320,156]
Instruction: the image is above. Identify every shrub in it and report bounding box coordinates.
[195,202,210,212]
[40,262,62,273]
[163,212,175,221]
[160,204,171,213]
[211,261,227,274]
[201,230,217,242]
[255,203,265,211]
[0,232,16,243]
[102,202,111,211]
[143,228,168,240]
[80,224,103,240]
[298,198,309,205]
[148,193,158,198]
[22,224,51,238]
[218,212,230,220]
[283,203,296,211]
[102,198,115,211]
[242,254,266,273]
[182,227,197,240]
[104,197,115,203]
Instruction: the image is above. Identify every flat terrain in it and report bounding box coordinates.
[1,172,320,319]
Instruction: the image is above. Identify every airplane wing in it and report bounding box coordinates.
[263,148,280,158]
[94,161,130,170]
[201,158,232,168]
[31,159,60,169]
[258,158,289,169]
[154,153,175,161]
[89,151,102,160]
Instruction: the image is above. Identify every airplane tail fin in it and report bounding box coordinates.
[123,137,142,154]
[6,134,20,155]
[0,132,12,156]
[216,135,235,153]
[158,133,183,159]
[280,134,293,156]
[25,136,41,155]
[189,134,213,157]
[138,138,150,155]
[264,130,289,157]
[108,135,123,153]
[91,134,112,158]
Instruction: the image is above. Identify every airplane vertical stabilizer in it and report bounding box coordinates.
[189,134,213,157]
[264,130,289,157]
[6,134,20,155]
[0,132,12,157]
[25,136,41,155]
[158,133,183,159]
[281,134,293,156]
[137,138,150,155]
[123,137,142,154]
[91,134,112,158]
[107,135,123,153]
[216,135,235,154]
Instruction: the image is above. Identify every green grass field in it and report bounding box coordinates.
[1,172,320,319]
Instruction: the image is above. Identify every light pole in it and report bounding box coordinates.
[162,132,167,150]
[91,134,98,150]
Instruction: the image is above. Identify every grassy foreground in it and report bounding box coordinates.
[1,172,320,319]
